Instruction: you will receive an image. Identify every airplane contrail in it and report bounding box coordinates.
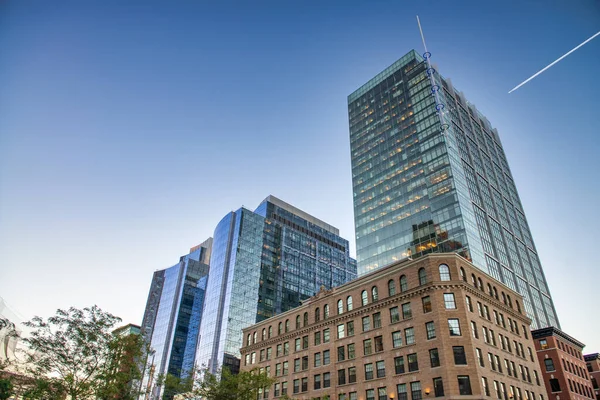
[509,30,600,93]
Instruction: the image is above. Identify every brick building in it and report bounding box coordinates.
[241,253,546,400]
[584,353,600,399]
[532,327,595,400]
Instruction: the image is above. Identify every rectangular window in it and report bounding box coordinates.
[482,377,490,396]
[348,343,355,359]
[448,319,461,336]
[282,361,288,375]
[365,363,374,380]
[405,327,415,344]
[350,393,358,400]
[466,295,473,312]
[274,383,280,397]
[549,378,560,392]
[408,353,419,372]
[338,369,346,385]
[488,353,495,371]
[366,389,375,400]
[362,316,371,332]
[294,358,300,372]
[426,322,436,339]
[323,329,330,343]
[301,377,307,392]
[544,358,555,372]
[338,324,345,339]
[433,377,445,397]
[323,350,330,365]
[495,355,502,373]
[444,293,456,309]
[430,348,440,367]
[314,352,321,367]
[376,360,386,378]
[471,321,478,338]
[301,356,308,370]
[337,346,345,361]
[392,331,403,348]
[314,374,321,390]
[276,363,281,376]
[422,296,432,313]
[458,376,472,395]
[293,379,299,394]
[277,344,282,357]
[402,302,412,319]
[378,387,388,400]
[323,372,330,388]
[476,348,484,367]
[411,381,422,400]
[453,346,467,365]
[282,381,287,396]
[373,312,382,329]
[266,347,272,360]
[302,335,308,349]
[397,384,407,400]
[395,356,405,374]
[364,339,373,355]
[540,339,548,349]
[314,331,321,345]
[347,320,355,336]
[374,335,384,352]
[295,338,301,351]
[348,366,357,383]
[390,306,400,323]
[284,342,289,355]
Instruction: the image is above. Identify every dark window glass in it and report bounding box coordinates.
[433,377,444,397]
[453,346,467,365]
[458,376,472,395]
[408,353,419,372]
[429,348,440,367]
[395,356,405,374]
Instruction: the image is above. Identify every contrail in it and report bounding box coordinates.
[509,30,600,93]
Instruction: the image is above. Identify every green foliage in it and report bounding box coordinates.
[159,373,194,400]
[21,378,65,400]
[194,368,276,400]
[22,305,122,400]
[0,379,14,400]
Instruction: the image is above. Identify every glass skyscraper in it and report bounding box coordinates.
[348,50,558,329]
[195,195,357,375]
[140,238,212,399]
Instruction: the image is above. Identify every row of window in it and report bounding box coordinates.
[470,319,534,363]
[476,346,539,385]
[539,338,585,361]
[548,377,596,399]
[466,294,526,340]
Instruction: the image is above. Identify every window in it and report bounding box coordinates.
[282,361,288,375]
[347,296,353,311]
[411,381,422,400]
[274,383,280,397]
[295,315,300,329]
[408,353,419,372]
[285,319,290,332]
[390,306,400,323]
[453,346,467,365]
[314,353,321,367]
[293,379,299,394]
[544,358,555,372]
[476,348,484,367]
[426,322,436,339]
[315,307,320,322]
[418,268,427,285]
[324,304,330,319]
[372,286,379,301]
[361,290,368,306]
[278,322,282,335]
[365,363,374,380]
[337,324,345,339]
[323,328,330,343]
[397,384,408,400]
[314,374,321,390]
[268,326,272,338]
[402,302,412,319]
[366,389,375,400]
[323,372,330,388]
[314,331,321,345]
[395,356,405,374]
[348,366,357,383]
[388,279,396,296]
[400,275,408,292]
[362,316,371,332]
[338,300,344,315]
[444,293,456,309]
[376,360,386,378]
[373,312,382,328]
[374,335,383,352]
[301,356,308,370]
[460,267,467,281]
[302,335,308,349]
[338,369,346,385]
[303,312,308,327]
[439,264,451,281]
[283,341,289,355]
[482,377,490,396]
[471,321,478,339]
[430,348,440,367]
[295,338,301,351]
[276,344,282,357]
[347,320,355,336]
[378,387,388,400]
[549,379,561,392]
[465,295,473,312]
[261,328,265,341]
[337,345,345,361]
[540,339,548,349]
[363,339,373,355]
[392,331,403,348]
[458,376,472,395]
[266,347,272,360]
[448,319,461,336]
[348,343,355,359]
[405,327,415,344]
[422,296,432,313]
[433,377,445,397]
[323,349,330,365]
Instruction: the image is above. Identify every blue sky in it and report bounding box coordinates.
[1,1,599,350]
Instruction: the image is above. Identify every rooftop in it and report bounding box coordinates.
[531,326,586,349]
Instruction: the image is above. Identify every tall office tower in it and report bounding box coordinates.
[195,195,357,375]
[140,238,212,399]
[348,50,558,329]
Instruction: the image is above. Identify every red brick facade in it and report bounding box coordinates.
[584,353,600,399]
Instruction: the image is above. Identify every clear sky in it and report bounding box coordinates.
[1,1,599,350]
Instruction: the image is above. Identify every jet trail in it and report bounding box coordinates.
[509,30,600,93]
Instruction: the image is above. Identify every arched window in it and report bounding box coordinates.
[324,304,330,319]
[268,326,272,338]
[285,319,290,333]
[471,274,477,287]
[315,308,321,322]
[516,301,522,314]
[247,334,251,346]
[400,275,408,292]
[418,268,427,285]
[439,264,451,281]
[361,290,368,306]
[303,312,309,327]
[278,322,282,335]
[507,295,512,308]
[388,279,396,296]
[347,296,353,311]
[493,287,498,300]
[252,332,257,344]
[487,283,493,296]
[477,278,483,291]
[371,286,379,301]
[460,267,467,282]
[295,315,300,329]
[502,292,507,304]
[337,300,343,315]
[261,328,266,341]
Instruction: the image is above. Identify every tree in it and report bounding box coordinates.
[194,368,275,400]
[0,379,14,400]
[22,305,122,400]
[158,373,194,400]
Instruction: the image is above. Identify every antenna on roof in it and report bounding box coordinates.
[416,16,449,135]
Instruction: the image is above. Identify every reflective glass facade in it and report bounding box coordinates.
[140,239,211,399]
[195,196,357,375]
[348,50,558,329]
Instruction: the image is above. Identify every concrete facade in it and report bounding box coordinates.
[241,253,546,400]
[532,327,594,400]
